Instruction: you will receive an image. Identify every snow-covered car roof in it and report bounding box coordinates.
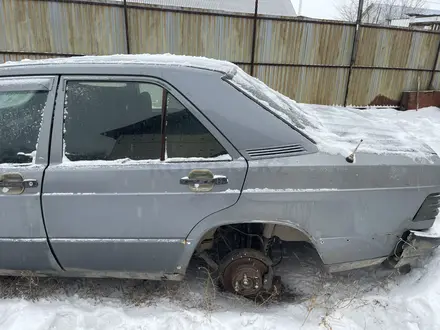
[0,54,239,76]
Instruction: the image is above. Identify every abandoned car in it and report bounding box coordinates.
[0,54,439,298]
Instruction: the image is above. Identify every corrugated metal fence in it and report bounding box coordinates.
[1,0,440,106]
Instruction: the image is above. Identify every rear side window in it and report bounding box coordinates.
[63,80,228,162]
[64,81,162,161]
[0,90,48,164]
[166,94,227,159]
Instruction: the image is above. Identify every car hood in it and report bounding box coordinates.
[293,104,438,162]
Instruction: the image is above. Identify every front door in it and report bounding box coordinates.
[0,76,60,271]
[42,76,247,276]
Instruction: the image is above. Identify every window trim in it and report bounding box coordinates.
[51,75,237,165]
[0,75,58,166]
[0,76,54,92]
[160,89,168,161]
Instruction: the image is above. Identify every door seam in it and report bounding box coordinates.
[39,75,65,271]
[185,156,249,240]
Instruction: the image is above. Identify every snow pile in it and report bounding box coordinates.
[301,104,440,160]
[364,106,440,156]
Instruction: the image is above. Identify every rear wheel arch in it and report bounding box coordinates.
[178,220,324,274]
[193,220,318,245]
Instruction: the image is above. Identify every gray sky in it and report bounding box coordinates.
[290,0,440,20]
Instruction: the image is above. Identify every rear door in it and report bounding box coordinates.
[0,76,60,271]
[42,75,247,276]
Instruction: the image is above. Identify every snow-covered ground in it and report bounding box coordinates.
[1,106,440,330]
[1,235,440,330]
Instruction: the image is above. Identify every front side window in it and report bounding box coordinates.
[63,79,228,162]
[0,90,47,164]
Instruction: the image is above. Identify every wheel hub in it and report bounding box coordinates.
[222,258,268,297]
[233,265,262,294]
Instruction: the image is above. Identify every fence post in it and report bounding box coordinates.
[428,39,440,90]
[123,0,131,54]
[250,0,259,76]
[344,0,364,106]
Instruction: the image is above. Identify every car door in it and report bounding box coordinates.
[42,75,247,277]
[0,76,61,272]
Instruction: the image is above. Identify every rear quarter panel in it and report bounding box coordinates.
[182,152,440,268]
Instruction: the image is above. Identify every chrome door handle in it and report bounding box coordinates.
[180,170,228,192]
[212,175,228,185]
[0,173,38,195]
[0,179,38,188]
[180,175,228,185]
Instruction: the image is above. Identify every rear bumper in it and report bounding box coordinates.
[392,230,440,269]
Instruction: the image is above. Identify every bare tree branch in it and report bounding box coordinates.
[336,0,363,22]
[336,0,427,24]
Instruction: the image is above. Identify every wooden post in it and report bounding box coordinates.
[123,0,131,54]
[417,75,420,111]
[250,0,259,76]
[344,0,364,106]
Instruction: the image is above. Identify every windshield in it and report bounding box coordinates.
[229,70,320,135]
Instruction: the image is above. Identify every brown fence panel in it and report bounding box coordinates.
[128,8,254,62]
[434,48,440,72]
[255,66,349,105]
[255,19,355,66]
[355,26,440,71]
[430,72,440,90]
[0,0,126,55]
[346,69,431,106]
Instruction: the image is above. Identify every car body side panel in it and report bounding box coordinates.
[0,76,61,271]
[43,161,246,273]
[179,153,440,271]
[42,74,248,275]
[0,182,59,271]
